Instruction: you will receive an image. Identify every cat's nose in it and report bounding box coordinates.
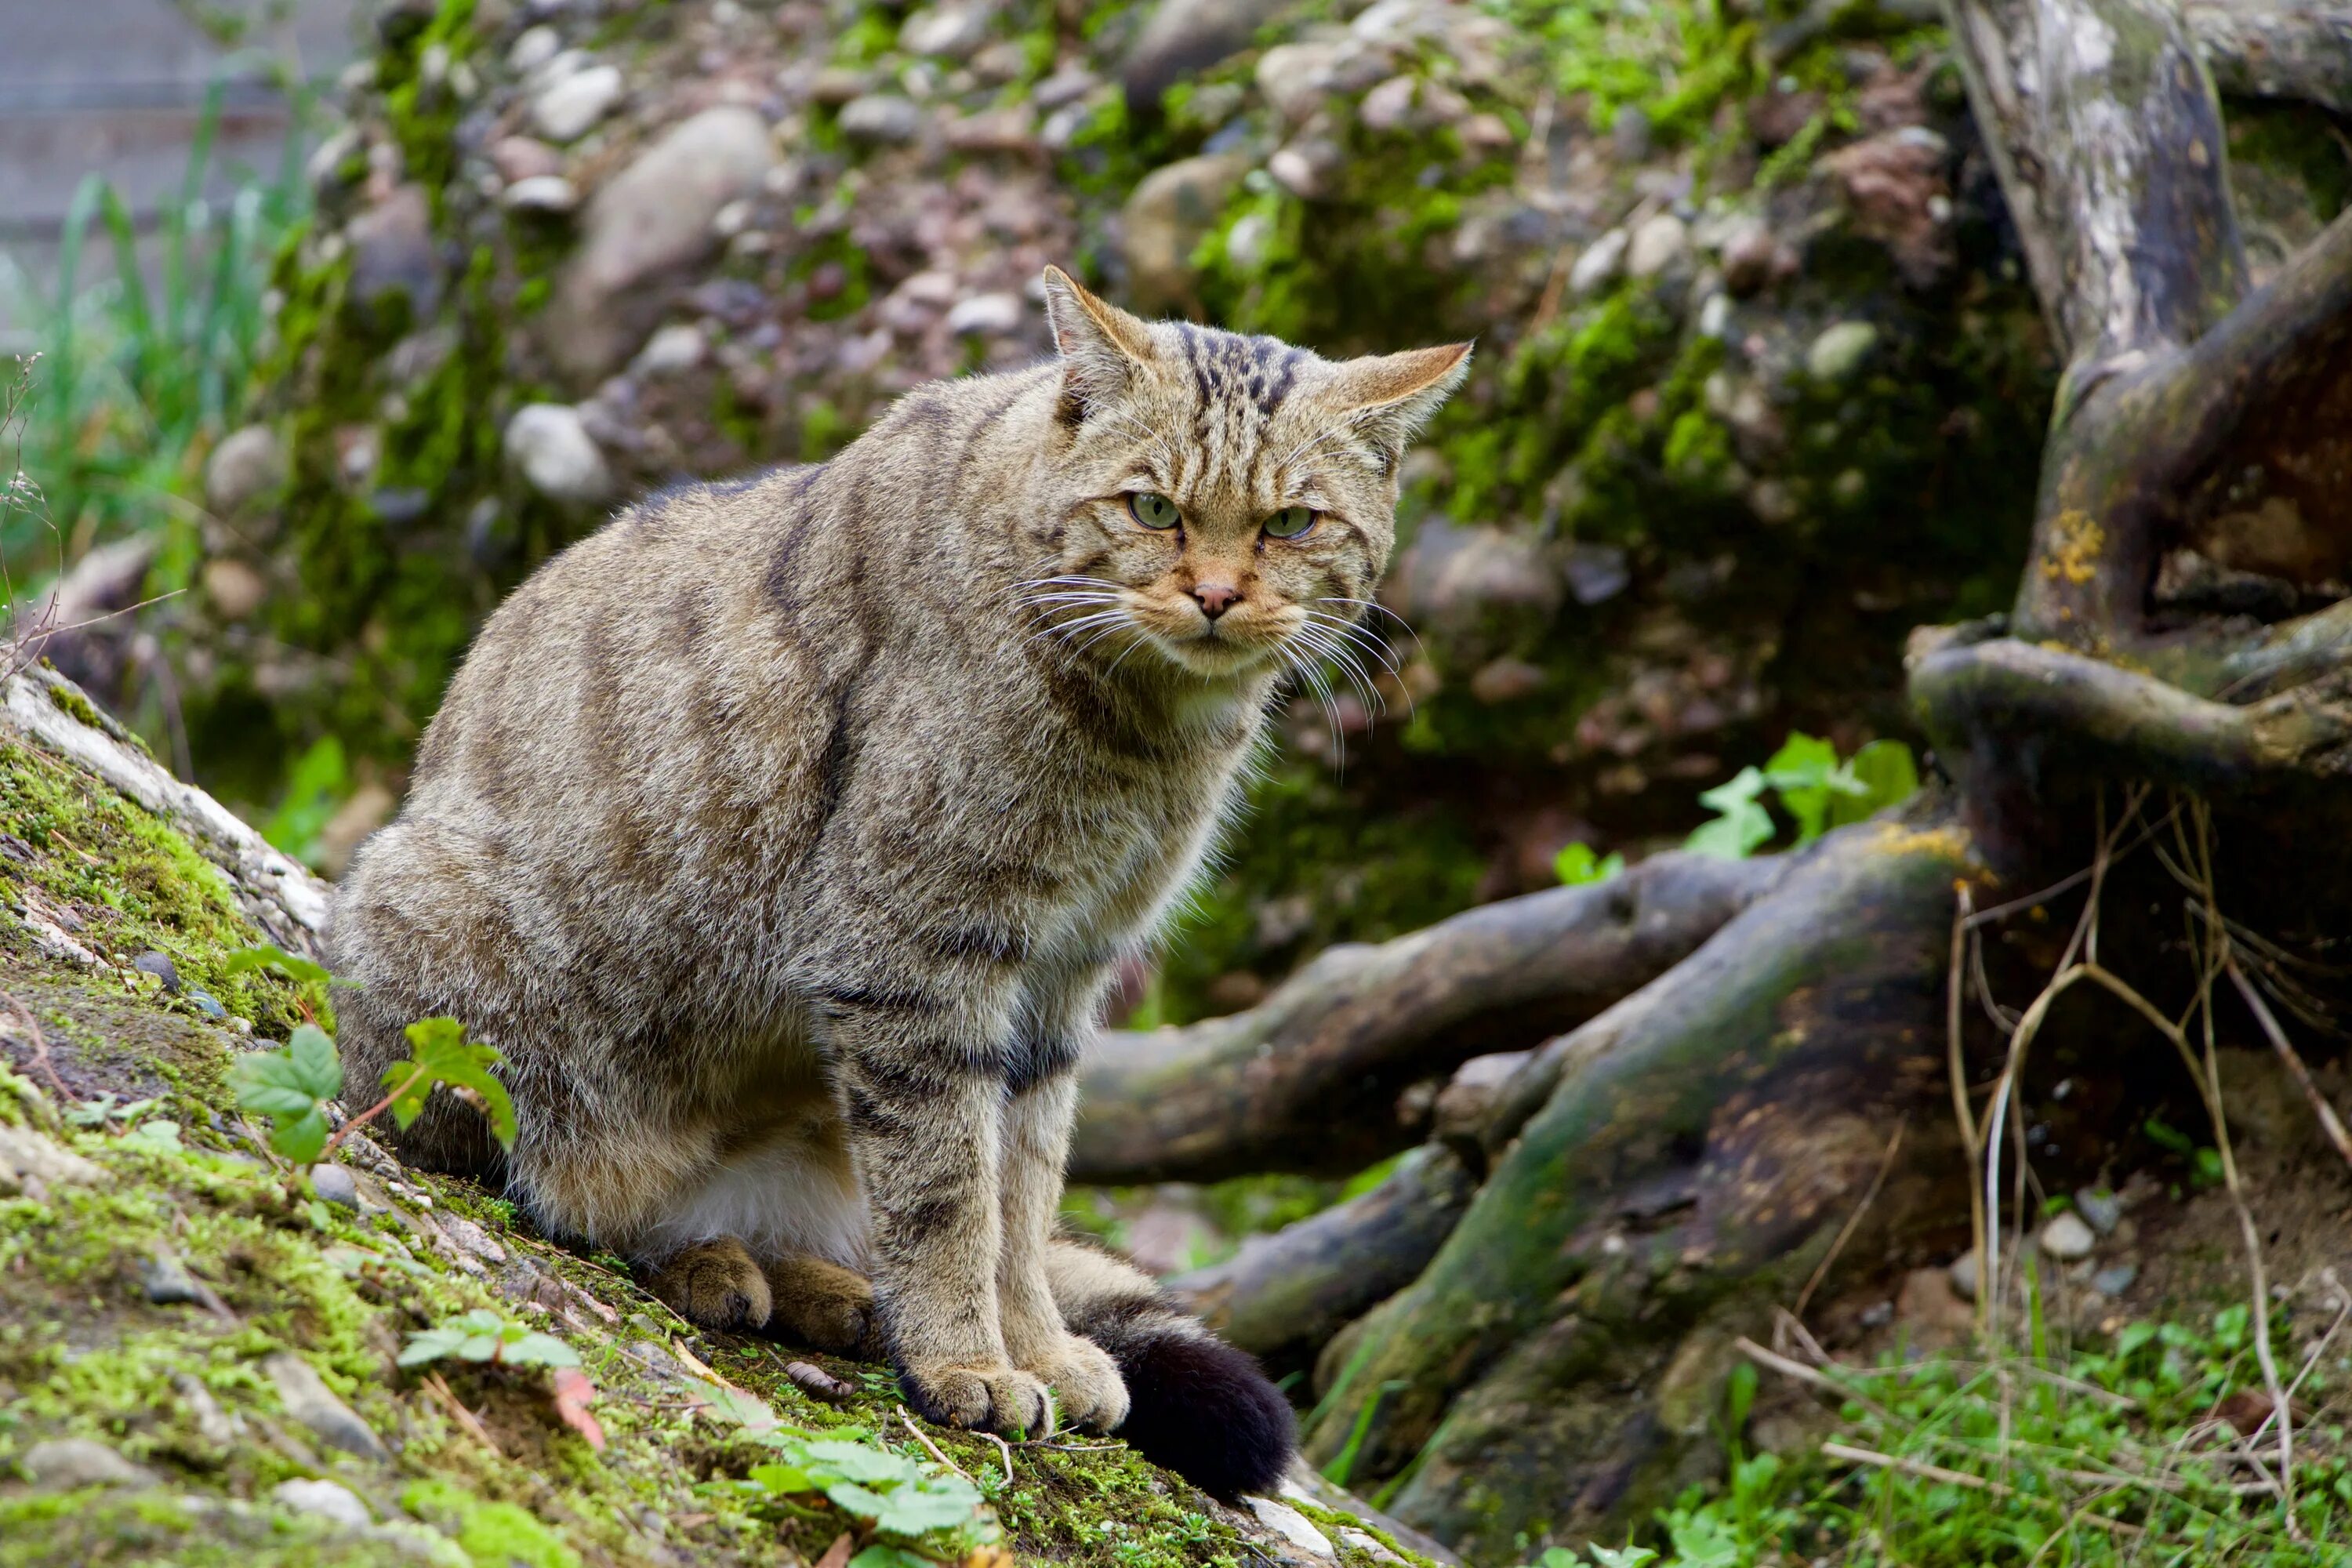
[1192,582,1240,619]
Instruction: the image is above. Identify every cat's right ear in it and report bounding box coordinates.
[1041,266,1154,423]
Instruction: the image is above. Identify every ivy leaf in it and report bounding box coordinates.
[1828,738,1920,828]
[383,1017,517,1149]
[227,1024,343,1163]
[1685,768,1773,859]
[223,944,334,989]
[1761,731,1846,844]
[1553,841,1626,887]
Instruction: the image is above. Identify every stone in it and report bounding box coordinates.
[264,1352,388,1461]
[1125,0,1293,110]
[1269,139,1344,200]
[438,1214,509,1264]
[945,292,1024,337]
[346,185,440,318]
[1569,227,1628,296]
[0,1123,106,1195]
[1033,67,1098,111]
[172,1371,243,1446]
[488,135,563,183]
[633,323,707,376]
[1721,223,1777,296]
[899,4,992,59]
[1470,658,1547,705]
[1335,1529,1405,1565]
[505,404,613,504]
[1626,212,1689,278]
[548,104,775,382]
[1244,1497,1335,1559]
[201,559,267,620]
[2091,1262,2139,1296]
[204,426,286,515]
[143,1250,207,1305]
[1389,521,1563,661]
[1947,1246,1980,1300]
[23,1438,154,1491]
[1563,542,1632,606]
[2076,1185,2122,1235]
[309,1163,362,1210]
[1358,74,1420,132]
[507,24,561,73]
[1254,42,1345,122]
[2039,1211,2096,1261]
[1806,320,1879,383]
[533,63,625,141]
[132,950,181,992]
[838,93,924,144]
[1122,152,1252,314]
[274,1478,374,1529]
[501,175,579,213]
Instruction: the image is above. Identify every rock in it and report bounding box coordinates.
[132,950,181,993]
[501,174,579,213]
[201,559,268,621]
[0,1124,107,1196]
[504,404,613,504]
[438,1214,508,1265]
[507,24,561,73]
[1569,227,1628,296]
[184,989,227,1021]
[1894,1265,1975,1341]
[838,93,924,144]
[1244,1497,1336,1559]
[1721,223,1777,296]
[1388,521,1563,661]
[1469,658,1547,705]
[263,1352,388,1461]
[488,135,563,183]
[1358,74,1421,132]
[142,1250,207,1305]
[1947,1246,1980,1300]
[898,4,992,59]
[549,106,774,381]
[1125,0,1291,111]
[172,1372,243,1446]
[23,1438,155,1491]
[945,292,1024,337]
[204,426,286,515]
[1806,320,1879,383]
[1269,139,1344,200]
[346,185,440,318]
[1625,212,1689,278]
[533,63,625,141]
[273,1478,374,1528]
[2039,1210,2096,1261]
[309,1163,362,1210]
[1120,152,1251,315]
[1254,42,1345,122]
[632,323,707,376]
[2075,1186,2122,1235]
[1335,1528,1405,1565]
[2091,1262,2139,1296]
[1033,67,1098,111]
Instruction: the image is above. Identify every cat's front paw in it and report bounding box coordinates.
[648,1238,773,1331]
[899,1362,1052,1436]
[1023,1333,1129,1433]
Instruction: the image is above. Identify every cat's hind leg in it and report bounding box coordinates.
[760,1252,885,1358]
[647,1237,772,1330]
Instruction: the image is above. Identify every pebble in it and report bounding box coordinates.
[1335,1527,1406,1565]
[1245,1497,1336,1559]
[1120,152,1252,314]
[898,4,991,59]
[533,64,624,142]
[309,1163,361,1210]
[2039,1210,2096,1261]
[183,989,227,1020]
[1948,1247,1980,1300]
[1806,320,1880,383]
[172,1371,244,1446]
[132,949,183,993]
[0,1124,107,1195]
[2075,1185,2122,1235]
[1625,212,1689,278]
[488,135,564,183]
[1268,139,1343,200]
[503,404,613,505]
[1569,227,1628,296]
[1469,658,1547,705]
[439,1214,509,1264]
[200,556,265,615]
[22,1438,155,1491]
[273,1478,373,1528]
[944,292,1024,337]
[345,184,440,318]
[508,24,561,74]
[2091,1262,2139,1296]
[632,323,706,376]
[501,175,579,212]
[142,1250,207,1305]
[838,93,924,144]
[263,1352,389,1461]
[203,426,287,516]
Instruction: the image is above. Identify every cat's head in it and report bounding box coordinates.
[1027,266,1468,684]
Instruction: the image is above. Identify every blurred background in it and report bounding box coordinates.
[2,0,2345,1268]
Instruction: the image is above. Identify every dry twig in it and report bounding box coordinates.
[897,1406,977,1486]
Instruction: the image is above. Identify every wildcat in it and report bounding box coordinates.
[329,267,1467,1498]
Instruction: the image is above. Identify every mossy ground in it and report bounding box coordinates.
[0,720,1425,1568]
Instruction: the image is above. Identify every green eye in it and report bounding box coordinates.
[1129,492,1181,529]
[1264,506,1316,539]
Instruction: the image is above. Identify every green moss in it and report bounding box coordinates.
[46,685,104,729]
[402,1479,579,1568]
[2227,100,2352,223]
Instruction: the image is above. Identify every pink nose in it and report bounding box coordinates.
[1192,583,1240,619]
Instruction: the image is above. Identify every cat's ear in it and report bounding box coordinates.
[1330,342,1474,469]
[1041,266,1154,419]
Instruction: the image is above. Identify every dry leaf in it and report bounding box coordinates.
[962,1547,1016,1568]
[783,1359,855,1404]
[550,1366,606,1450]
[814,1531,855,1568]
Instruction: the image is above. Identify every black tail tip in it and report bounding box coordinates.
[1111,1330,1298,1502]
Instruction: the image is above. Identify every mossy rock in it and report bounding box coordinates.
[0,669,1442,1568]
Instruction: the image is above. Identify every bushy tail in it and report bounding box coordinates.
[1047,1237,1296,1501]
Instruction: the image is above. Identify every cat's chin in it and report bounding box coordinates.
[1146,633,1281,682]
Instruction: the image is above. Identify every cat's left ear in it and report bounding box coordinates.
[1041,266,1155,420]
[1330,342,1474,469]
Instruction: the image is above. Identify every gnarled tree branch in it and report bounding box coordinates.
[2188,1,2352,114]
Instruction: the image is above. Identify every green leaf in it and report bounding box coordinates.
[799,1439,922,1485]
[383,1017,518,1149]
[1554,841,1626,887]
[1830,738,1920,827]
[223,944,335,988]
[502,1330,581,1369]
[824,1479,895,1523]
[694,1380,782,1431]
[121,1119,183,1153]
[1686,768,1773,859]
[398,1327,473,1368]
[869,1481,983,1537]
[227,1025,345,1163]
[1762,731,1843,843]
[847,1548,931,1568]
[747,1462,817,1495]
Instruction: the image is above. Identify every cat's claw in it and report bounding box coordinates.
[901,1363,1053,1437]
[1026,1334,1129,1433]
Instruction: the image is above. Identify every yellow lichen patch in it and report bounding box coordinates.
[1870,821,1974,863]
[2042,508,2106,584]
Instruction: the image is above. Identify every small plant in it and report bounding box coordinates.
[1555,840,1627,887]
[1685,732,1918,860]
[741,1430,997,1563]
[228,1012,514,1168]
[399,1309,580,1371]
